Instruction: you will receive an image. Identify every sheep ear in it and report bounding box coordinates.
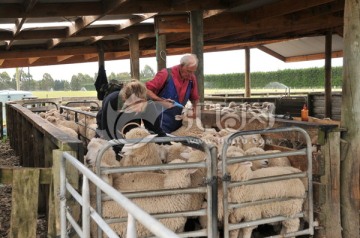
[187,168,198,174]
[180,152,190,160]
[145,134,157,140]
[122,134,158,151]
[241,161,253,167]
[175,115,183,121]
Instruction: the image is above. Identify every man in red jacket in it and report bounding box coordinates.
[146,54,200,133]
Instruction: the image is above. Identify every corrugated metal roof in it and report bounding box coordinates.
[264,35,343,58]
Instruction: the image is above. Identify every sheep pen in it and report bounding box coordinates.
[2,97,340,237]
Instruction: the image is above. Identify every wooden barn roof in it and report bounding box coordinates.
[0,0,344,69]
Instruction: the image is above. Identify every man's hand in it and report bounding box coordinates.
[160,98,175,109]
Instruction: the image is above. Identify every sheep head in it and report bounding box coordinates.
[163,159,197,189]
[240,134,265,151]
[85,138,118,168]
[121,127,157,155]
[227,161,253,181]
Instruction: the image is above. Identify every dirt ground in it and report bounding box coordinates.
[0,139,47,238]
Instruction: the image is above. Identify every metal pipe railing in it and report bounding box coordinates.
[221,126,314,238]
[93,136,217,238]
[60,151,180,238]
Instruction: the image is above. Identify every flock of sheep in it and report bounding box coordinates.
[38,104,309,238]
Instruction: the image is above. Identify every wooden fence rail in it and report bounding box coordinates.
[4,102,84,238]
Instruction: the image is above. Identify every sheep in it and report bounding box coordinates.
[159,142,190,163]
[119,127,163,167]
[78,117,97,139]
[200,133,221,148]
[227,161,306,238]
[84,138,119,186]
[112,159,191,192]
[244,147,293,169]
[45,115,78,138]
[263,149,292,167]
[91,159,197,238]
[171,109,205,137]
[217,135,244,160]
[240,134,265,151]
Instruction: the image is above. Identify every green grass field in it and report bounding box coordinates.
[31,91,97,98]
[29,87,342,99]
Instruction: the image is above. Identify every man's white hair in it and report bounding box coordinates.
[180,54,198,67]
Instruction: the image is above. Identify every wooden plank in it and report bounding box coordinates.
[316,131,342,238]
[9,169,40,238]
[0,167,51,185]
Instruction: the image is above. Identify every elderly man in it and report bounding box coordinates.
[146,54,200,133]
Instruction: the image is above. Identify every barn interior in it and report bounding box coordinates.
[0,1,358,238]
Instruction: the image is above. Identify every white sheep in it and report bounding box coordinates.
[84,138,119,186]
[119,127,163,167]
[171,108,205,137]
[263,149,292,167]
[240,133,265,151]
[91,159,197,237]
[78,117,97,139]
[45,115,78,138]
[227,161,306,238]
[159,142,190,163]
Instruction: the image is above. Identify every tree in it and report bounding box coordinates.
[70,75,81,91]
[20,71,36,91]
[140,64,155,79]
[0,71,13,90]
[39,73,55,90]
[108,72,132,82]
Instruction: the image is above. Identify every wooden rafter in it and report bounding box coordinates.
[47,0,130,49]
[28,57,40,64]
[0,0,345,69]
[6,0,38,50]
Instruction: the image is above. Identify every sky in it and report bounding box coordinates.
[0,48,343,81]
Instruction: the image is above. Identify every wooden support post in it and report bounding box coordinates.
[341,0,360,237]
[190,10,204,105]
[156,33,167,71]
[129,34,140,80]
[325,31,332,118]
[245,47,251,98]
[9,169,40,238]
[315,130,342,238]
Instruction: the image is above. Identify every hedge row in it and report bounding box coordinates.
[204,66,343,89]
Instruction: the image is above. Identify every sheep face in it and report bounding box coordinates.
[227,161,253,181]
[163,159,197,189]
[241,134,265,151]
[85,138,118,167]
[226,146,245,157]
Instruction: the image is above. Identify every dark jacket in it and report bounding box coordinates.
[96,91,166,140]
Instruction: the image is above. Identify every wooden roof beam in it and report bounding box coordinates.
[48,0,131,49]
[57,55,74,62]
[0,0,228,18]
[115,13,156,32]
[257,45,286,61]
[0,45,99,60]
[284,50,343,62]
[0,24,154,41]
[83,54,97,61]
[241,0,337,23]
[28,57,40,64]
[6,0,38,50]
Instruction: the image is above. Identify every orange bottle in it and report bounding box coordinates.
[301,104,309,121]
